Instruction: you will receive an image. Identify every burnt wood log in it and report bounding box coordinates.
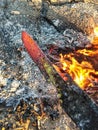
[41,1,98,35]
[42,0,98,5]
[22,31,98,130]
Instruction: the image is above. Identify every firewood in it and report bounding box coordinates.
[43,0,98,5]
[41,2,98,35]
[22,31,98,130]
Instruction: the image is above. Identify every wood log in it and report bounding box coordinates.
[41,1,98,35]
[42,0,98,5]
[22,31,98,130]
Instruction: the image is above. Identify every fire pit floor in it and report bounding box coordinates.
[0,0,98,130]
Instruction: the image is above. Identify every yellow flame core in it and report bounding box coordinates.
[94,27,98,37]
[92,26,98,45]
[54,27,98,90]
[59,53,98,89]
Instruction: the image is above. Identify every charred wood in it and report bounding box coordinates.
[22,31,98,130]
[41,2,98,35]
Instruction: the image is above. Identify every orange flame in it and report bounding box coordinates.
[59,53,98,89]
[54,27,98,90]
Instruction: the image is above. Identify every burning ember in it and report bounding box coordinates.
[54,27,98,90]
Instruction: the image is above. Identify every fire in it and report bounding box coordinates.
[58,52,98,89]
[54,27,98,90]
[94,27,98,37]
[92,27,98,45]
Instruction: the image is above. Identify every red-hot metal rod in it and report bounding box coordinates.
[22,31,98,130]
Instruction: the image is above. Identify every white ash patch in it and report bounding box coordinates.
[10,80,20,92]
[53,19,60,27]
[0,76,8,88]
[11,10,21,15]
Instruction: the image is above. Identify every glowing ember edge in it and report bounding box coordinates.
[94,27,98,37]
